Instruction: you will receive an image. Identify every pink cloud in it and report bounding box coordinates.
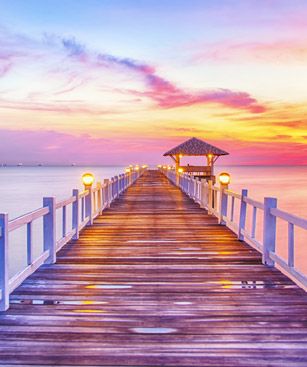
[138,74,266,112]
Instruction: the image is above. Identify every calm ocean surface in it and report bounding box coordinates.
[0,165,306,279]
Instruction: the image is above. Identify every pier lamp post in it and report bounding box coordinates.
[218,172,230,225]
[82,173,94,225]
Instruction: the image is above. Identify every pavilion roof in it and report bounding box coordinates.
[163,137,229,157]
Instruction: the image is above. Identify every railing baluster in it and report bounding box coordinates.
[27,221,33,265]
[97,182,102,214]
[72,189,79,240]
[81,196,85,222]
[62,206,66,238]
[230,196,235,222]
[208,180,213,215]
[104,179,110,207]
[288,222,294,268]
[251,206,257,238]
[200,179,208,209]
[0,213,9,311]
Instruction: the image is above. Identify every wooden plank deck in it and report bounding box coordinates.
[0,170,307,366]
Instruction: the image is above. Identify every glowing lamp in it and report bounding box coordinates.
[178,168,183,173]
[134,166,140,171]
[157,164,162,168]
[82,173,94,187]
[125,168,131,173]
[167,166,172,170]
[219,172,230,185]
[179,154,183,158]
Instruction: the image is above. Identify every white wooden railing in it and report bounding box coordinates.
[0,168,145,310]
[161,167,307,290]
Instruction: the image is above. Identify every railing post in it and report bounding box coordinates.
[219,182,229,224]
[0,213,9,311]
[262,197,277,266]
[43,197,56,264]
[72,189,79,240]
[85,186,93,225]
[238,189,248,241]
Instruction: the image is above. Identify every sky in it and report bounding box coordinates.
[0,0,306,165]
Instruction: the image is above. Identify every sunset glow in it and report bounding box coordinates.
[0,0,306,165]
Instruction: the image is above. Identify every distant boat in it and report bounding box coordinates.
[17,163,23,167]
[71,163,76,166]
[38,163,43,166]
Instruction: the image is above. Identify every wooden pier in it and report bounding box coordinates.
[0,170,306,366]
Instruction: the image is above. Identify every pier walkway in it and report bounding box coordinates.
[0,170,307,366]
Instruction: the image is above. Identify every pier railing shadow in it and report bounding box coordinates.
[0,168,146,311]
[161,167,307,291]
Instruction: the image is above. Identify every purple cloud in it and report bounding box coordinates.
[60,36,266,113]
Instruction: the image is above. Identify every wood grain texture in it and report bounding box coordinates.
[0,170,306,366]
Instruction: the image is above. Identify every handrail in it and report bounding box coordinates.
[161,167,307,290]
[0,167,147,310]
[270,208,307,229]
[55,196,76,210]
[8,207,49,232]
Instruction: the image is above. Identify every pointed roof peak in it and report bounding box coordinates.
[163,137,229,157]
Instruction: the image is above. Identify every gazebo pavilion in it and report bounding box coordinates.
[163,137,229,181]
